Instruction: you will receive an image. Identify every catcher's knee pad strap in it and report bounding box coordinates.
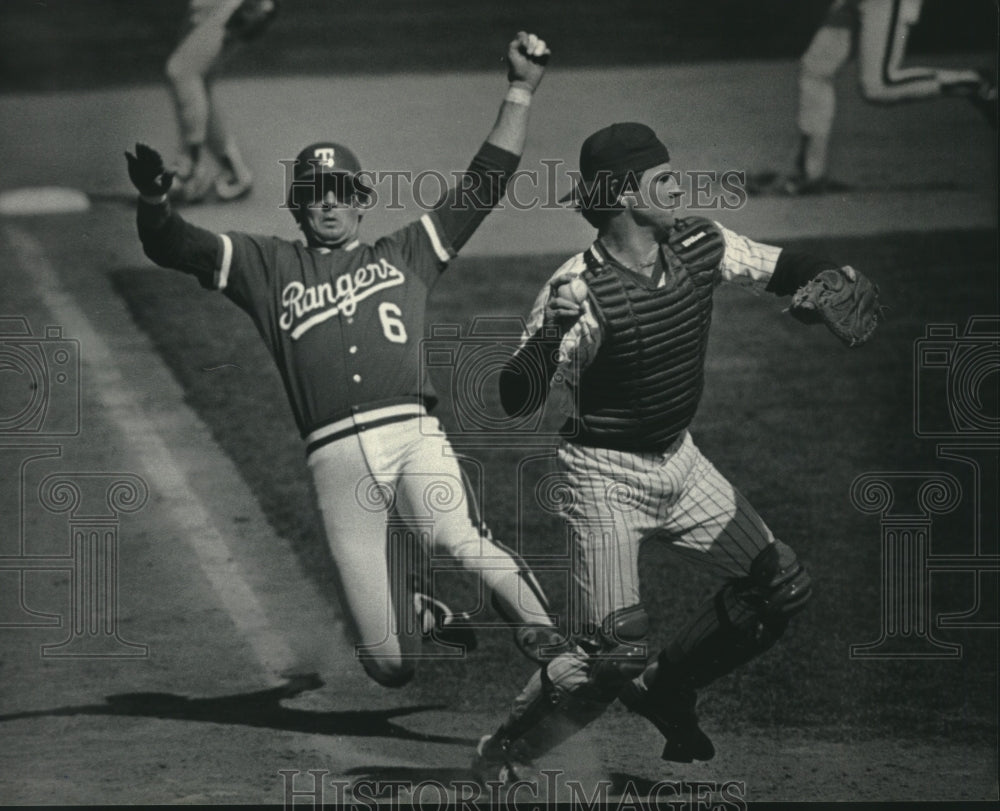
[493,606,651,763]
[745,540,813,621]
[589,605,651,699]
[715,541,812,646]
[654,545,811,692]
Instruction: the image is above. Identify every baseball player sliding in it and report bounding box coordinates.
[472,123,883,782]
[126,31,564,687]
[755,0,996,194]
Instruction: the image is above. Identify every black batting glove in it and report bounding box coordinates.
[125,143,174,197]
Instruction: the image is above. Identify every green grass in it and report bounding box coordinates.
[100,216,998,745]
[1,0,996,92]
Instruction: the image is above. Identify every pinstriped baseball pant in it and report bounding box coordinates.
[504,430,780,724]
[557,431,775,634]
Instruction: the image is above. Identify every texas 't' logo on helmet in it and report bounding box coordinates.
[314,147,336,168]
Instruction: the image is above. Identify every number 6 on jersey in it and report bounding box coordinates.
[378,301,408,343]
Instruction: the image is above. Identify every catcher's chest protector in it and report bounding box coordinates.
[577,220,723,452]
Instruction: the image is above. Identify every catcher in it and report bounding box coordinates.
[473,122,883,784]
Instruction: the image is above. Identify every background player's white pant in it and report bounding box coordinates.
[797,0,980,180]
[308,413,551,686]
[166,0,242,152]
[166,0,255,202]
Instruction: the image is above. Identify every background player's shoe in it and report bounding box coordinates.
[414,592,478,651]
[214,143,255,201]
[171,161,218,205]
[275,672,324,698]
[215,168,254,201]
[618,680,715,763]
[969,71,997,128]
[942,69,997,128]
[746,171,851,197]
[470,734,539,787]
[743,169,781,196]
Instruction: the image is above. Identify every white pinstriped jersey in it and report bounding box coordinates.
[522,223,783,416]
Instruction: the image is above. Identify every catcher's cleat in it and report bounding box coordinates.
[619,680,715,763]
[414,592,478,652]
[470,734,539,787]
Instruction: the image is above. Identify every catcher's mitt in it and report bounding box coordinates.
[226,0,279,40]
[789,266,884,347]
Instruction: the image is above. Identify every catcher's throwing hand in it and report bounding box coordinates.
[125,143,174,198]
[790,265,885,347]
[507,31,550,93]
[545,273,587,335]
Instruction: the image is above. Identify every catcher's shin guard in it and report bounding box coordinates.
[654,540,812,691]
[481,605,650,767]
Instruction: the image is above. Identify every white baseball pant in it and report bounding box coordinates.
[307,406,552,686]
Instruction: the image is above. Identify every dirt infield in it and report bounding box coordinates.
[0,56,997,807]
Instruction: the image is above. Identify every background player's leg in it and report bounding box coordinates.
[856,0,979,102]
[164,16,228,202]
[203,53,254,200]
[793,14,853,189]
[307,437,419,688]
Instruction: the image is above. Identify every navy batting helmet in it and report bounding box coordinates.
[286,141,373,213]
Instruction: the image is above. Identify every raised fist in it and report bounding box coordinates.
[507,31,550,93]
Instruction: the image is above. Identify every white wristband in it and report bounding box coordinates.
[140,192,168,205]
[505,85,533,106]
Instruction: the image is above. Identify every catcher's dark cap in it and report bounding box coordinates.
[287,141,372,208]
[562,122,671,205]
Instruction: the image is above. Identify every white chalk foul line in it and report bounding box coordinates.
[4,223,294,684]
